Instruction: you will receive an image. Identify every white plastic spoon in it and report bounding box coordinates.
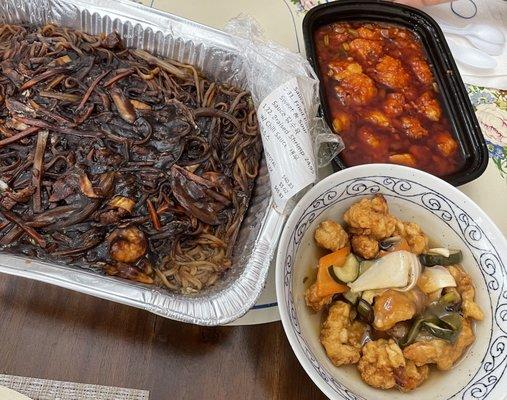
[439,22,505,45]
[436,20,505,56]
[447,41,498,70]
[465,37,503,57]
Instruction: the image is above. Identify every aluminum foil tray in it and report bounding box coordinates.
[0,0,286,325]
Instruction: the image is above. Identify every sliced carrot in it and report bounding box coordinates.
[393,238,410,252]
[318,246,350,269]
[379,238,410,257]
[315,263,349,297]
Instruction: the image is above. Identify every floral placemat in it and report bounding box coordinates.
[469,86,507,179]
[0,374,149,400]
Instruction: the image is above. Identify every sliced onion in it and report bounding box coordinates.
[362,289,386,304]
[396,252,421,292]
[348,251,420,293]
[109,196,136,213]
[418,265,456,294]
[428,248,451,257]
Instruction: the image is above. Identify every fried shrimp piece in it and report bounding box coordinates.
[305,283,333,312]
[349,38,383,61]
[416,91,442,121]
[390,27,422,51]
[328,60,363,80]
[400,116,429,139]
[351,235,379,260]
[383,93,405,117]
[314,220,349,251]
[358,339,406,389]
[373,290,417,331]
[389,153,417,167]
[435,131,458,157]
[361,109,391,128]
[395,360,429,392]
[104,261,153,284]
[374,55,410,90]
[447,265,484,320]
[357,26,382,40]
[403,318,475,370]
[332,111,352,132]
[108,226,147,263]
[335,73,378,106]
[409,57,433,85]
[320,301,366,366]
[357,126,388,155]
[394,220,428,255]
[344,194,396,240]
[328,60,378,106]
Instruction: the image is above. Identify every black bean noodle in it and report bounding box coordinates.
[0,24,262,293]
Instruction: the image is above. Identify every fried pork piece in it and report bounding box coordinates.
[403,318,475,370]
[448,265,484,320]
[416,91,442,121]
[351,235,379,260]
[320,301,366,366]
[349,38,383,62]
[374,55,410,90]
[409,57,433,86]
[314,220,349,251]
[373,290,417,331]
[383,93,405,117]
[394,220,428,254]
[357,339,405,389]
[349,320,368,347]
[400,116,429,139]
[395,360,430,392]
[305,283,333,312]
[344,194,396,240]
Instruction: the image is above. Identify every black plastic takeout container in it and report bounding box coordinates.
[303,0,488,186]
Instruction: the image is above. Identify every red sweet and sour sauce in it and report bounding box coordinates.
[315,22,465,176]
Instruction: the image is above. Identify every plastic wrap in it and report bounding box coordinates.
[226,15,343,211]
[0,0,341,324]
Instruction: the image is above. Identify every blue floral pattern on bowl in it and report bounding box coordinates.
[280,174,507,400]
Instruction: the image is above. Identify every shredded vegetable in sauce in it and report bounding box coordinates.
[0,24,262,293]
[305,194,482,392]
[314,22,465,177]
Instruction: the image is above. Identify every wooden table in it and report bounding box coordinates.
[0,274,326,399]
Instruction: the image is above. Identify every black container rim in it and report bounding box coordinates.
[303,0,489,187]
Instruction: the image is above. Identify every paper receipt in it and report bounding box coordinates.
[257,77,317,212]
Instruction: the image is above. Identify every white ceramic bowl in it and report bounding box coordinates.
[276,164,507,400]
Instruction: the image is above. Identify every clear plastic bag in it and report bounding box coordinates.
[226,15,344,212]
